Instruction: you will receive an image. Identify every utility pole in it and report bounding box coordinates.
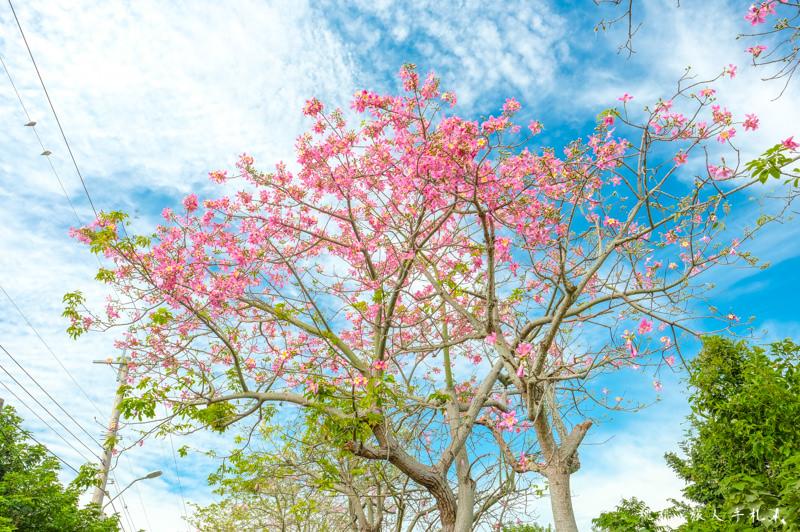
[92,353,129,506]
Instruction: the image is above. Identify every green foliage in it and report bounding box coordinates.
[189,428,363,531]
[666,336,800,529]
[502,523,554,532]
[594,337,800,530]
[591,497,668,532]
[61,291,87,340]
[744,143,800,186]
[0,406,120,532]
[191,402,238,434]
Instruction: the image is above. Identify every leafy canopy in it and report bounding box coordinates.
[0,406,120,532]
[665,336,800,529]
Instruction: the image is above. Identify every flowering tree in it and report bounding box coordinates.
[66,64,797,531]
[595,1,800,94]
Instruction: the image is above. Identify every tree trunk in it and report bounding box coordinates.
[548,468,578,532]
[431,477,458,532]
[453,447,475,531]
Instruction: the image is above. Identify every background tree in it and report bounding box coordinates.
[664,336,800,529]
[593,337,800,530]
[187,468,352,532]
[66,63,797,531]
[591,497,670,532]
[0,405,120,532]
[502,523,554,532]
[191,408,537,531]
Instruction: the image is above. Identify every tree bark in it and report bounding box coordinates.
[453,446,475,531]
[548,468,578,532]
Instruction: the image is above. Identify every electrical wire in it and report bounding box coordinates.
[0,53,83,227]
[0,205,145,529]
[104,490,128,532]
[110,471,137,532]
[166,415,189,522]
[123,446,155,531]
[13,424,84,475]
[5,9,189,528]
[0,343,104,453]
[0,392,83,474]
[7,0,98,218]
[0,284,105,418]
[158,436,188,525]
[0,59,149,502]
[0,369,99,465]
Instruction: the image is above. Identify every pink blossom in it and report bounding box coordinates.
[665,356,675,366]
[637,318,653,334]
[745,45,768,57]
[729,238,740,256]
[743,114,759,131]
[302,98,324,116]
[698,88,716,98]
[717,128,736,144]
[673,152,688,166]
[183,193,198,213]
[618,93,633,102]
[500,411,517,431]
[516,342,532,357]
[440,91,457,107]
[726,64,737,78]
[629,344,638,358]
[653,381,664,392]
[745,10,765,26]
[708,164,734,180]
[781,136,800,150]
[528,120,542,135]
[603,115,615,127]
[503,98,521,113]
[744,4,769,26]
[486,332,497,345]
[209,170,228,183]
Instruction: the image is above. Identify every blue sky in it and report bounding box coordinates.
[1,1,799,530]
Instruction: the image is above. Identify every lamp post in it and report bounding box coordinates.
[103,470,162,510]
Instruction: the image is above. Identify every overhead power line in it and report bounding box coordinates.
[7,0,98,218]
[0,284,105,418]
[0,53,83,226]
[0,342,103,454]
[5,8,184,529]
[2,408,83,475]
[0,381,89,471]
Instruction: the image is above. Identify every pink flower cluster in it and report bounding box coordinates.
[745,45,768,57]
[744,2,776,26]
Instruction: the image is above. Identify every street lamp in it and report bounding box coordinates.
[103,471,162,510]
